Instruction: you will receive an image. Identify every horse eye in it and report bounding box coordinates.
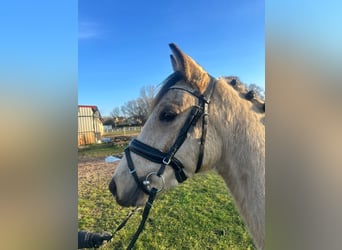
[159,110,177,122]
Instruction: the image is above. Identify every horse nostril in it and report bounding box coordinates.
[109,179,117,196]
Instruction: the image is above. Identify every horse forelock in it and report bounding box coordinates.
[152,71,184,109]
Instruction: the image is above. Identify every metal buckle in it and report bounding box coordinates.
[142,180,150,186]
[144,172,165,193]
[162,156,171,165]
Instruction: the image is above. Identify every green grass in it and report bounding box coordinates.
[78,143,128,158]
[78,145,255,249]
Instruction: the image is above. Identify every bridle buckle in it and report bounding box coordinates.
[162,156,171,165]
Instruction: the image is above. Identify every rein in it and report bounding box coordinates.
[114,74,216,249]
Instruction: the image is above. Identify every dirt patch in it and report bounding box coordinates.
[78,156,119,181]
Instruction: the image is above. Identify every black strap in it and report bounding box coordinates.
[195,108,208,173]
[163,106,202,163]
[195,76,216,172]
[128,139,187,183]
[168,76,216,173]
[113,207,141,234]
[126,188,158,250]
[110,191,157,250]
[125,148,151,195]
[128,105,202,183]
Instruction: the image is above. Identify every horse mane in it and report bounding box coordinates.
[152,72,265,114]
[220,76,265,113]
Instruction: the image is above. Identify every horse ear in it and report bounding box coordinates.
[170,54,178,72]
[169,43,210,93]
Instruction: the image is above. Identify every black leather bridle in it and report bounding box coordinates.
[119,73,216,249]
[125,73,216,195]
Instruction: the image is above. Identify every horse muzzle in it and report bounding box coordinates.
[109,178,144,207]
[109,170,167,207]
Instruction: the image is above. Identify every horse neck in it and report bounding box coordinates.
[212,79,265,249]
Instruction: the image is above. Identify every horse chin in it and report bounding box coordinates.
[115,190,148,207]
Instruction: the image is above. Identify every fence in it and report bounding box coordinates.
[103,126,142,135]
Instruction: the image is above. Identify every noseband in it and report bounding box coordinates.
[125,74,216,195]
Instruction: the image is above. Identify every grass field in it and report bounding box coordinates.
[78,143,255,249]
[78,143,126,158]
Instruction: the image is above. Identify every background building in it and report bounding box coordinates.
[78,105,104,146]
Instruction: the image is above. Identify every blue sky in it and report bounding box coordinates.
[79,0,265,116]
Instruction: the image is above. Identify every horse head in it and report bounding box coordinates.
[109,43,222,206]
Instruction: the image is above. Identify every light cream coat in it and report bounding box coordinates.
[111,44,265,249]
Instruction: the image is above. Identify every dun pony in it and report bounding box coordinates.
[109,43,265,249]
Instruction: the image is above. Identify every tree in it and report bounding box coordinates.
[120,85,157,125]
[102,116,115,127]
[108,107,121,127]
[247,83,265,100]
[110,107,120,119]
[121,99,141,122]
[139,85,156,115]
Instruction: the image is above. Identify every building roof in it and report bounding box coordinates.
[78,105,99,110]
[78,105,103,121]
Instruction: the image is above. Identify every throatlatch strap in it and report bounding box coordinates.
[195,76,216,172]
[195,110,208,173]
